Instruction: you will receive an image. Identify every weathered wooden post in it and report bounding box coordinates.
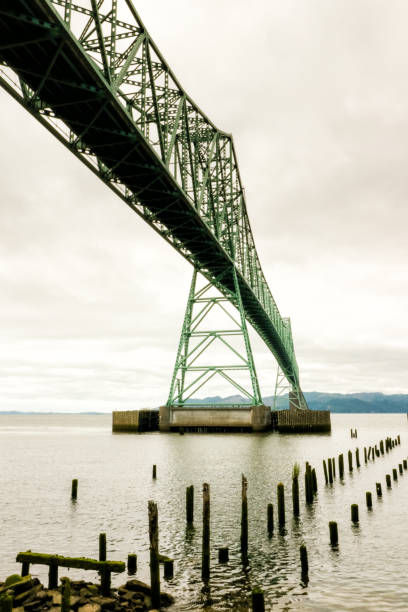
[252,588,265,612]
[202,483,210,580]
[331,458,336,478]
[300,544,308,576]
[393,468,398,481]
[49,556,58,589]
[99,533,106,562]
[348,450,353,472]
[399,463,403,475]
[148,500,160,607]
[404,459,407,470]
[267,503,274,535]
[292,464,300,517]
[277,482,285,526]
[305,463,313,502]
[329,521,338,545]
[127,554,137,574]
[386,474,391,488]
[218,548,229,563]
[100,566,111,597]
[339,454,344,479]
[0,594,13,612]
[312,468,318,493]
[355,448,360,468]
[328,458,333,484]
[364,447,367,463]
[186,485,194,524]
[323,459,329,485]
[61,578,70,612]
[21,561,30,577]
[152,464,157,479]
[241,474,248,557]
[71,479,78,500]
[164,559,174,580]
[351,504,359,523]
[376,482,382,497]
[380,440,384,455]
[397,434,400,444]
[366,492,372,508]
[368,446,372,460]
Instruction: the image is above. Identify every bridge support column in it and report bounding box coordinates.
[159,405,171,432]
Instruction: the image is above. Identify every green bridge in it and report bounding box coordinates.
[0,0,311,422]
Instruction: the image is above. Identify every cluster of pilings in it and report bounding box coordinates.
[66,432,403,610]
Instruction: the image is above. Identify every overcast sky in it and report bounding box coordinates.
[1,0,408,412]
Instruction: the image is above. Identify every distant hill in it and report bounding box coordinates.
[186,392,408,413]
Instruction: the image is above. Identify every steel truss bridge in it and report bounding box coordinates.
[0,0,308,410]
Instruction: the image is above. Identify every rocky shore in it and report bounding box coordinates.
[0,574,174,611]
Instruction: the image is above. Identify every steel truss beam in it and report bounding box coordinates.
[167,269,262,407]
[0,0,308,407]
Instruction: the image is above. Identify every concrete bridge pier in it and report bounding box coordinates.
[159,405,271,432]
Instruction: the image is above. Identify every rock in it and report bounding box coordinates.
[118,591,134,602]
[48,590,61,605]
[78,605,101,612]
[84,585,98,595]
[13,584,42,606]
[89,597,116,610]
[123,581,150,595]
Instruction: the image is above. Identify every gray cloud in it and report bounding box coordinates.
[1,0,407,411]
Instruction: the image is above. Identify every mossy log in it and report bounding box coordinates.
[16,552,125,573]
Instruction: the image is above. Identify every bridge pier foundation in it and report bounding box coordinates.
[159,405,271,432]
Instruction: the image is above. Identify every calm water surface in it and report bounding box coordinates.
[1,413,408,611]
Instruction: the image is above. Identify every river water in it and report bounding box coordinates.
[1,413,407,610]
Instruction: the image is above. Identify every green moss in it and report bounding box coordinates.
[4,575,21,587]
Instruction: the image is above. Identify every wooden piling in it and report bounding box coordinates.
[351,504,359,523]
[397,434,400,444]
[252,588,265,612]
[71,479,78,500]
[277,482,285,526]
[241,474,248,556]
[148,500,160,607]
[300,544,308,576]
[393,468,398,481]
[292,465,300,517]
[186,485,194,524]
[380,440,384,455]
[368,446,372,460]
[366,492,372,508]
[339,454,344,479]
[348,450,353,472]
[305,463,313,502]
[312,468,318,493]
[323,459,329,485]
[386,474,391,488]
[267,503,274,535]
[164,559,174,580]
[331,458,336,478]
[328,458,333,484]
[329,521,338,545]
[152,464,157,479]
[364,447,367,463]
[61,578,70,612]
[127,554,137,574]
[403,459,407,470]
[355,448,360,468]
[218,547,229,563]
[202,483,210,580]
[399,464,403,475]
[376,483,382,497]
[21,561,30,577]
[100,566,111,597]
[0,594,13,612]
[99,533,106,562]
[48,556,58,589]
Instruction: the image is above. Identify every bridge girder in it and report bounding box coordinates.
[0,0,304,395]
